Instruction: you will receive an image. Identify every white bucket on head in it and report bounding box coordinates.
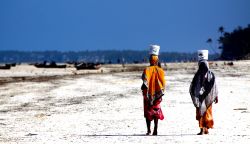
[149,45,160,55]
[198,50,208,61]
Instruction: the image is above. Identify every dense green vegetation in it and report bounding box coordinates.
[219,25,250,60]
[208,24,250,60]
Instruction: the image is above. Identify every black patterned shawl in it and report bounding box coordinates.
[189,61,218,116]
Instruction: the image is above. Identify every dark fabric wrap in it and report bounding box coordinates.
[189,61,218,116]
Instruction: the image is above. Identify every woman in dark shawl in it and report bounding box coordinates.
[189,60,218,135]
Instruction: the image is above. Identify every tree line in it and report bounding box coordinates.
[207,24,250,60]
[0,50,219,64]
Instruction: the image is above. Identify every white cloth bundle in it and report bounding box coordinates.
[149,45,160,56]
[198,50,208,61]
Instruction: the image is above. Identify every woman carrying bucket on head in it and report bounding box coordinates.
[189,50,218,135]
[141,45,166,135]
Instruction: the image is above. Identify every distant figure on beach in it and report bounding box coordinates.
[141,45,166,135]
[189,50,218,135]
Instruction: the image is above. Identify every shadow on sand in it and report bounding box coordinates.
[80,134,195,137]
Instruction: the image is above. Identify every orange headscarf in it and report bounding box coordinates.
[142,55,165,105]
[150,55,159,66]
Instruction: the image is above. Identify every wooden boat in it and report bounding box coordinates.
[34,61,66,68]
[75,62,101,70]
[0,64,11,69]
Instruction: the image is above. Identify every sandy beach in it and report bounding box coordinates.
[0,61,250,143]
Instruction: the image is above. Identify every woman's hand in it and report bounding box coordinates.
[214,97,218,104]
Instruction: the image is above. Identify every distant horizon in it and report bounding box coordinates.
[0,50,220,63]
[0,49,221,54]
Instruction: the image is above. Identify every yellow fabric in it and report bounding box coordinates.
[142,65,165,102]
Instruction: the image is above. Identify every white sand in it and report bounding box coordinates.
[0,61,250,143]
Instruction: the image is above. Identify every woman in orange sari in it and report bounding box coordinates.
[141,46,166,135]
[189,50,218,135]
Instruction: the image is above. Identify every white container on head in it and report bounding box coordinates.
[149,45,160,56]
[198,50,208,61]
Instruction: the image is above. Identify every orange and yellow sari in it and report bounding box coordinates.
[142,56,165,121]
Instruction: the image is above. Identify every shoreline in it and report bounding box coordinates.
[0,60,250,85]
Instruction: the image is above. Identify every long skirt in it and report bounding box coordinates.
[143,91,164,121]
[196,105,214,129]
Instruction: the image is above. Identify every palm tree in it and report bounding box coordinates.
[206,38,212,44]
[206,38,217,54]
[218,26,224,35]
[218,26,225,54]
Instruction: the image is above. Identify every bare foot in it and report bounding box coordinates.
[197,128,204,135]
[204,128,209,134]
[146,131,151,135]
[197,132,203,135]
[152,130,157,135]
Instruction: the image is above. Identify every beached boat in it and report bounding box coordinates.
[0,64,11,69]
[75,62,101,70]
[34,61,66,68]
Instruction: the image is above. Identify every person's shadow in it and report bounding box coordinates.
[79,134,195,137]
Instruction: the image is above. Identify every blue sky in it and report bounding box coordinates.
[0,0,250,53]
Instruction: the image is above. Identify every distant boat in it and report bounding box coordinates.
[0,64,11,69]
[75,62,101,70]
[34,61,66,68]
[10,63,16,67]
